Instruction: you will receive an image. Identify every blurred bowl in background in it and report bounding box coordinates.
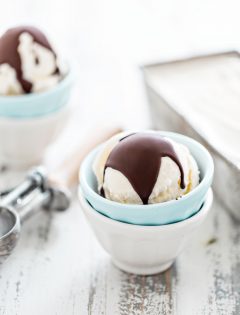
[0,105,70,168]
[0,67,74,118]
[0,67,74,168]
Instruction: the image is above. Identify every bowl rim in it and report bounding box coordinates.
[78,187,213,230]
[80,131,214,210]
[0,100,71,123]
[0,65,74,103]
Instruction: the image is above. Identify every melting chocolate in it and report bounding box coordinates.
[0,26,58,93]
[100,187,105,198]
[103,133,185,204]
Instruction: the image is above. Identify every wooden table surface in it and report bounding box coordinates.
[1,0,240,314]
[0,178,240,315]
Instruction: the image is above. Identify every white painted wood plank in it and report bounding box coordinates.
[0,0,240,313]
[0,191,239,314]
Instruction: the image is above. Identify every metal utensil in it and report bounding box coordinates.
[0,127,121,262]
[0,167,70,262]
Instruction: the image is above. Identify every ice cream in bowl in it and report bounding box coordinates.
[0,26,74,167]
[80,131,214,225]
[78,131,214,274]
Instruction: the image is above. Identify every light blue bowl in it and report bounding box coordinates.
[0,68,74,118]
[80,132,214,226]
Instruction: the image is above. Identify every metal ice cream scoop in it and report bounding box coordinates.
[0,127,120,263]
[0,167,70,262]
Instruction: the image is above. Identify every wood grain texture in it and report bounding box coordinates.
[0,187,239,315]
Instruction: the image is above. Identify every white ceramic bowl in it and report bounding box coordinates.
[78,188,213,275]
[0,105,70,168]
[0,67,74,168]
[80,132,214,225]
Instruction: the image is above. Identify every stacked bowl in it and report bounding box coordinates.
[79,132,214,275]
[0,70,74,168]
[0,26,74,168]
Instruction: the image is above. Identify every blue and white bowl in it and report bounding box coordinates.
[80,132,214,225]
[0,68,74,168]
[78,187,213,275]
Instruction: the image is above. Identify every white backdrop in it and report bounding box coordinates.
[1,0,239,141]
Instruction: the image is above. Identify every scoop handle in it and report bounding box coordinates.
[11,126,121,220]
[49,127,122,188]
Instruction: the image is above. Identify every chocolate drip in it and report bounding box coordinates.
[104,133,185,204]
[100,187,105,198]
[0,26,58,93]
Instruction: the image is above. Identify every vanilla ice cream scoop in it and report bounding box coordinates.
[93,131,199,205]
[0,26,63,95]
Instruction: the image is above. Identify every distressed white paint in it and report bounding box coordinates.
[0,191,240,314]
[0,0,240,313]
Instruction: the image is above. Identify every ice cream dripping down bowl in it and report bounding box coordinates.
[80,132,214,225]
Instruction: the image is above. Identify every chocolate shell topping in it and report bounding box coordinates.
[0,26,57,93]
[103,133,185,204]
